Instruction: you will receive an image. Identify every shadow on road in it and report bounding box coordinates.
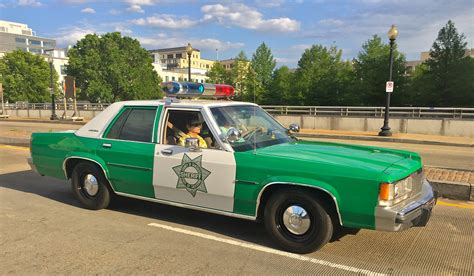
[0,170,358,250]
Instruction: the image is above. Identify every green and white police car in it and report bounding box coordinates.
[28,82,436,253]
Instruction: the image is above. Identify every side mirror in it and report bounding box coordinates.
[288,123,300,133]
[226,127,242,143]
[185,137,201,152]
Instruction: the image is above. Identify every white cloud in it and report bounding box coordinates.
[114,26,133,35]
[136,35,244,52]
[81,7,96,14]
[109,9,121,15]
[55,27,96,46]
[126,4,144,13]
[319,19,344,27]
[131,14,198,29]
[201,3,300,32]
[18,0,42,7]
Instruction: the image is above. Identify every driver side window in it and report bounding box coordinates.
[162,109,221,150]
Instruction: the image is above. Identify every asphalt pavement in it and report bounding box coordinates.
[1,145,473,275]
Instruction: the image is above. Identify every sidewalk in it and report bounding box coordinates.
[298,129,473,147]
[0,118,472,200]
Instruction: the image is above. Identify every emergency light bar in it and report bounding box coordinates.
[161,82,234,98]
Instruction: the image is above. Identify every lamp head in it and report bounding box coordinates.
[186,43,193,55]
[388,25,398,40]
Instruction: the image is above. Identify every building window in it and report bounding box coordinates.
[184,78,187,81]
[22,30,32,36]
[165,76,169,81]
[176,53,182,58]
[167,54,173,59]
[15,37,27,44]
[29,48,42,54]
[172,76,175,81]
[43,41,54,48]
[0,27,6,32]
[60,65,67,75]
[16,47,27,52]
[29,40,41,46]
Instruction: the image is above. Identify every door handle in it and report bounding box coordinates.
[102,143,112,149]
[161,149,173,155]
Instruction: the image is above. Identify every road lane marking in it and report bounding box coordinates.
[0,144,29,151]
[437,201,474,209]
[148,222,385,275]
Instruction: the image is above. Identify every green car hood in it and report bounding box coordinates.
[254,140,421,182]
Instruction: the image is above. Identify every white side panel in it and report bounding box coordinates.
[153,144,236,212]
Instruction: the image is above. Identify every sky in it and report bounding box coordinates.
[0,0,473,67]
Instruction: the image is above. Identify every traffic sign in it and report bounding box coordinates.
[386,81,394,93]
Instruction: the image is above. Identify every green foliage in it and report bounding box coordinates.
[352,35,408,106]
[263,66,294,105]
[0,50,59,102]
[231,51,250,100]
[293,45,355,106]
[66,32,161,102]
[250,42,276,102]
[418,20,473,106]
[206,62,232,84]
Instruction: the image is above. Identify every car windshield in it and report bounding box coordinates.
[210,105,294,152]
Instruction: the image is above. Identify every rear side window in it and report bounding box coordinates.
[106,108,156,143]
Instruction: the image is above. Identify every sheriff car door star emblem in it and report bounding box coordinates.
[173,154,211,197]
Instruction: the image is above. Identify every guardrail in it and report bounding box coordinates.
[261,106,474,119]
[3,103,473,119]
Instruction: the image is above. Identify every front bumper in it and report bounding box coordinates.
[375,179,437,231]
[27,157,38,173]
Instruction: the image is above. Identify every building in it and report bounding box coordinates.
[406,48,474,75]
[149,46,245,83]
[0,20,68,84]
[0,20,56,57]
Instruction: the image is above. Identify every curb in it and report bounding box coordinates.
[0,137,30,147]
[429,180,473,201]
[296,133,473,148]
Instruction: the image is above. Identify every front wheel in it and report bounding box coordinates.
[71,162,111,210]
[264,189,333,254]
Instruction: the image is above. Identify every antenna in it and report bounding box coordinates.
[216,48,219,61]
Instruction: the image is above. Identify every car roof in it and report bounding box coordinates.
[117,99,257,108]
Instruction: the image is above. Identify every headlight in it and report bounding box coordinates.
[379,177,413,207]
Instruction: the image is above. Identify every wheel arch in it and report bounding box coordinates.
[63,155,115,192]
[256,182,342,226]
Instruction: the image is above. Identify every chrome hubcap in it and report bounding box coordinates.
[83,174,99,196]
[283,205,311,235]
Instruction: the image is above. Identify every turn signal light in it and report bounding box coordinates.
[379,183,391,201]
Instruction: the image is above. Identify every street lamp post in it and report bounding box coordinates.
[379,25,398,136]
[186,43,193,82]
[45,49,58,120]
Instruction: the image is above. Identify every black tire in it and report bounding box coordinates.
[71,162,111,210]
[264,189,333,254]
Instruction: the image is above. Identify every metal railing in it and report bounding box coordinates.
[3,103,474,119]
[261,106,474,119]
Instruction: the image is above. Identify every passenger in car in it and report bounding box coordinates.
[178,118,208,148]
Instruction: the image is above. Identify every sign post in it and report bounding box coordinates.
[64,76,83,121]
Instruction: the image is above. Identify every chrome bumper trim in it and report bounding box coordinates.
[375,179,436,232]
[27,157,38,173]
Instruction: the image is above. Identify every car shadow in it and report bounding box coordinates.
[0,170,357,251]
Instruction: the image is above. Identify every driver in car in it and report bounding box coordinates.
[178,118,208,148]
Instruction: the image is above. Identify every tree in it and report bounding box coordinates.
[422,20,473,106]
[353,35,407,106]
[250,42,276,102]
[263,66,294,105]
[231,51,250,100]
[0,50,58,102]
[206,62,231,84]
[66,32,161,102]
[294,45,355,106]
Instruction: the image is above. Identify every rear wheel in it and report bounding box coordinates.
[71,162,110,210]
[264,189,333,253]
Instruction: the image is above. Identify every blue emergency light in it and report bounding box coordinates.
[161,82,234,98]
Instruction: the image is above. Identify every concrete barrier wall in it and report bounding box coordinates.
[4,109,473,137]
[275,115,474,138]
